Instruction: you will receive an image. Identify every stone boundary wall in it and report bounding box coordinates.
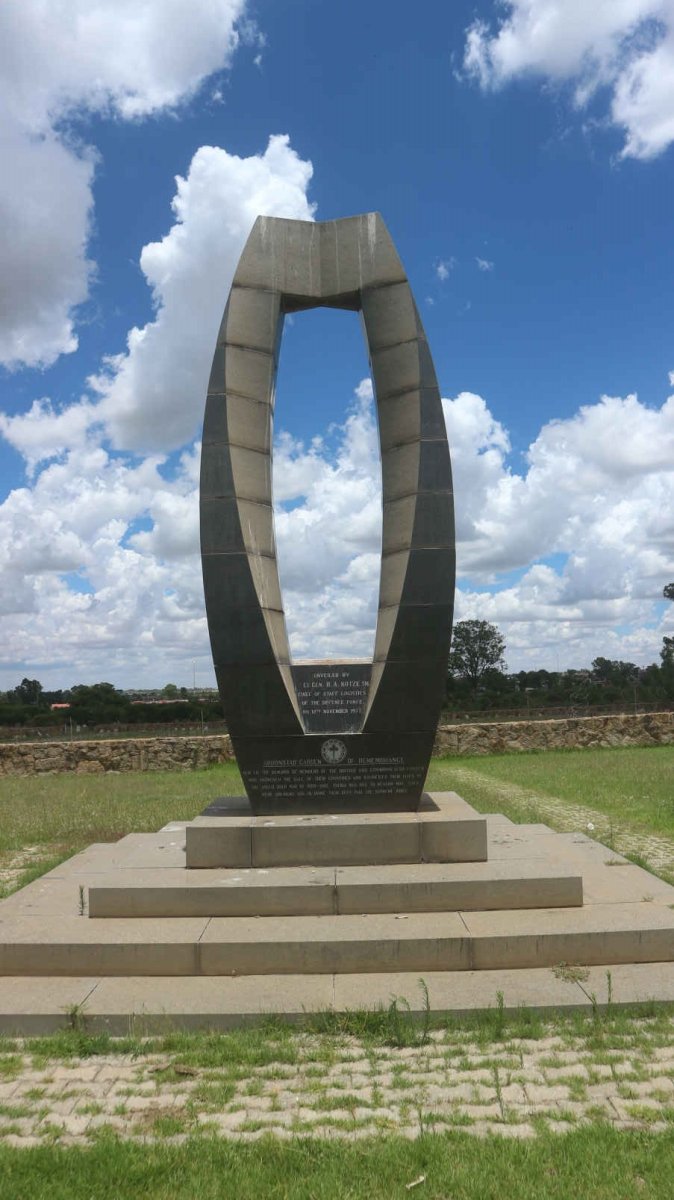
[0,711,672,776]
[432,710,674,757]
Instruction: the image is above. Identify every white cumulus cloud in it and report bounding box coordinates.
[464,0,674,160]
[91,135,315,453]
[0,130,319,686]
[1,371,673,684]
[0,0,249,370]
[435,258,456,281]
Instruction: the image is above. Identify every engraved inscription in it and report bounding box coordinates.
[291,664,371,734]
[241,754,425,804]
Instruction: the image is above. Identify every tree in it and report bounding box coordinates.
[68,682,130,724]
[664,583,674,601]
[661,637,674,669]
[448,620,506,688]
[591,658,639,684]
[11,678,43,705]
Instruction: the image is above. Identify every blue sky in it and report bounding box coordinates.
[1,0,673,689]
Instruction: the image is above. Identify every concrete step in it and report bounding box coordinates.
[2,961,674,1034]
[1,902,673,977]
[88,861,583,918]
[185,792,488,867]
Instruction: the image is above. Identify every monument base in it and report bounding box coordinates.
[186,792,488,867]
[0,792,673,1031]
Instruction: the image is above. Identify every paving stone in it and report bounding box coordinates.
[630,1079,672,1097]
[61,1114,92,1135]
[552,1101,589,1120]
[584,1064,615,1080]
[495,1084,526,1104]
[464,1121,500,1137]
[241,1096,272,1111]
[488,1123,536,1138]
[453,1069,495,1086]
[462,1103,503,1120]
[50,1067,95,1083]
[424,1085,472,1104]
[544,1065,589,1081]
[645,1075,674,1091]
[86,1114,128,1131]
[652,1053,674,1068]
[255,1110,294,1126]
[586,1083,623,1101]
[94,1066,138,1083]
[47,1098,79,1116]
[0,1004,672,1143]
[122,1095,162,1112]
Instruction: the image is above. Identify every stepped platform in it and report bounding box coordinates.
[88,861,583,918]
[0,794,672,1032]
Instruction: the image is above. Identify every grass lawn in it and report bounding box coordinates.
[1,1127,673,1200]
[0,762,244,893]
[0,744,672,892]
[430,745,674,837]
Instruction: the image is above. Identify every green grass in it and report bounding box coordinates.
[0,744,672,893]
[7,998,674,1067]
[2,744,672,860]
[429,745,674,838]
[0,762,244,857]
[0,1127,672,1199]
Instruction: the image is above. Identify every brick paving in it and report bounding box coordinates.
[1,1021,674,1145]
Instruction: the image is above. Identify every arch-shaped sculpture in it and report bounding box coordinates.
[200,214,455,813]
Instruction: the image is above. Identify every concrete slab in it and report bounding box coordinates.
[0,798,672,1015]
[46,834,187,876]
[87,974,335,1033]
[251,813,422,868]
[580,862,674,904]
[199,912,472,974]
[485,826,556,863]
[0,911,210,976]
[187,793,488,868]
[3,880,669,977]
[87,860,582,918]
[89,867,337,918]
[0,876,88,918]
[334,861,582,914]
[463,901,674,970]
[0,978,101,1034]
[3,963,674,1035]
[578,961,674,1006]
[194,904,674,975]
[332,967,588,1014]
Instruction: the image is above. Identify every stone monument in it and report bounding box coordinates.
[0,214,672,1034]
[200,214,454,813]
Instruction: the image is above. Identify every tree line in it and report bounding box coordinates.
[2,584,672,728]
[446,584,674,712]
[0,681,224,729]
